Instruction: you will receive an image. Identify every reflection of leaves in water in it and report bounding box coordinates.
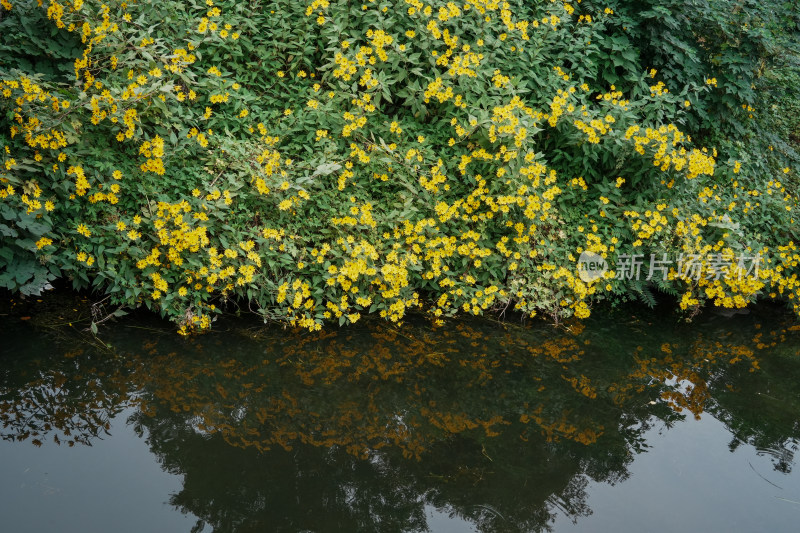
[130,320,613,460]
[0,346,133,447]
[610,316,800,474]
[3,308,800,531]
[133,408,600,532]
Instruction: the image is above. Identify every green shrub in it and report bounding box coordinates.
[0,0,798,332]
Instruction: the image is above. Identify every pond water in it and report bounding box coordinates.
[1,298,800,532]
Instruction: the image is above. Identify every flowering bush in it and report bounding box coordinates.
[0,0,798,333]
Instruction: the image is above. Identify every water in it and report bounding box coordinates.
[1,296,800,532]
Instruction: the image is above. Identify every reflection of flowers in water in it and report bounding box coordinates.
[609,337,760,420]
[2,316,796,460]
[3,311,800,530]
[131,322,613,458]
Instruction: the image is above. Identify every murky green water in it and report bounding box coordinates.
[2,298,800,532]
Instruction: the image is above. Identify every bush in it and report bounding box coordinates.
[0,0,798,333]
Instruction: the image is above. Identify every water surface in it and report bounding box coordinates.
[1,299,799,532]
